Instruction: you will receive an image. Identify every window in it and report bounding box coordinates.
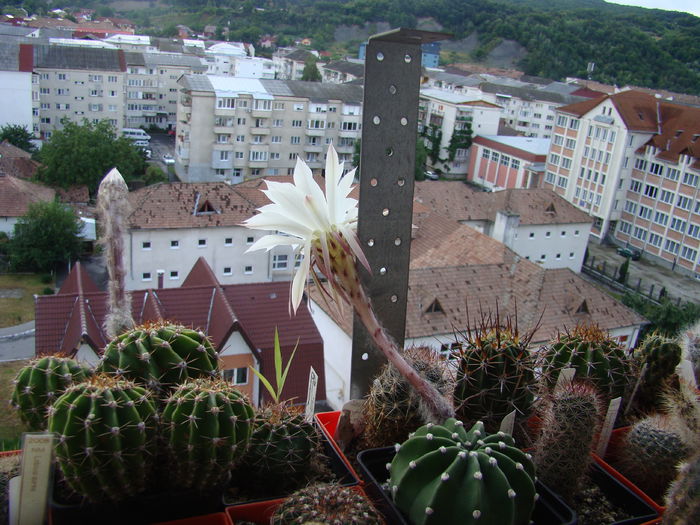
[529,232,535,239]
[273,119,283,127]
[545,171,555,184]
[660,190,674,204]
[291,136,300,144]
[688,224,700,240]
[255,99,271,111]
[271,135,282,143]
[553,135,564,146]
[670,218,687,233]
[624,202,637,215]
[511,159,520,170]
[634,158,648,171]
[246,236,254,244]
[649,163,663,176]
[217,134,230,143]
[609,131,616,143]
[482,148,490,159]
[244,265,253,274]
[142,272,152,281]
[270,152,280,160]
[653,211,669,226]
[224,367,248,385]
[682,172,699,187]
[272,254,288,270]
[491,151,500,162]
[170,240,179,248]
[664,239,680,255]
[237,117,246,125]
[108,75,117,82]
[677,195,692,210]
[632,226,647,241]
[219,151,230,161]
[198,239,207,247]
[500,155,510,166]
[292,119,302,128]
[549,154,560,166]
[540,254,547,260]
[681,246,698,262]
[250,150,268,162]
[561,158,572,170]
[574,230,580,236]
[225,237,233,246]
[341,121,359,131]
[665,168,680,181]
[294,103,304,111]
[273,102,285,110]
[557,176,568,188]
[638,206,652,220]
[308,120,325,129]
[643,185,658,199]
[630,180,642,193]
[142,241,151,250]
[223,267,232,276]
[169,271,179,280]
[565,138,576,149]
[235,151,244,159]
[545,231,551,238]
[569,252,575,259]
[217,98,235,109]
[648,233,662,247]
[568,118,579,130]
[236,135,245,143]
[556,115,567,127]
[619,221,632,234]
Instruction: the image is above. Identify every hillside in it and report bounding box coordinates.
[108,0,700,94]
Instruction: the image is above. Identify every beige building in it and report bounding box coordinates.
[175,75,363,183]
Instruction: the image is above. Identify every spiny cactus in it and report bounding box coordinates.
[679,318,700,385]
[362,346,452,449]
[533,381,603,502]
[236,403,323,492]
[662,378,700,435]
[663,453,700,525]
[538,323,633,400]
[11,356,92,431]
[97,322,219,392]
[389,418,537,525]
[454,317,536,432]
[633,331,682,412]
[48,374,158,503]
[615,414,696,501]
[161,378,255,491]
[271,482,382,525]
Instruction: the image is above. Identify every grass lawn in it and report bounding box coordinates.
[0,359,28,446]
[0,274,51,328]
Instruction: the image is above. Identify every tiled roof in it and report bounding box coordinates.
[58,261,100,295]
[55,185,90,204]
[0,140,40,180]
[283,49,316,62]
[33,43,125,71]
[127,182,258,230]
[0,174,55,218]
[0,140,31,159]
[322,60,365,77]
[35,258,324,405]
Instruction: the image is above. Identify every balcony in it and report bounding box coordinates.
[304,144,323,153]
[250,127,270,135]
[180,95,191,107]
[305,128,325,137]
[251,108,271,118]
[339,129,360,138]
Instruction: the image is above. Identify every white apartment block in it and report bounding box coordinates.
[124,52,206,130]
[32,44,126,140]
[174,75,363,183]
[0,42,34,132]
[418,88,501,178]
[542,90,700,278]
[272,48,318,80]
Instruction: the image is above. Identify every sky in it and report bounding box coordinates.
[606,0,700,18]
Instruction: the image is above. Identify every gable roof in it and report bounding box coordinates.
[0,174,55,218]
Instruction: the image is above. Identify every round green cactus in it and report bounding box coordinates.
[11,356,92,431]
[538,324,632,399]
[389,418,537,525]
[162,378,255,490]
[48,374,158,503]
[97,322,219,392]
[271,482,382,525]
[634,331,682,411]
[454,326,536,432]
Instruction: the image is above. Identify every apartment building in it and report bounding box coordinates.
[272,48,318,80]
[468,135,549,190]
[124,52,206,130]
[542,90,700,277]
[319,60,364,84]
[418,88,501,178]
[175,75,363,183]
[0,41,33,132]
[33,44,126,139]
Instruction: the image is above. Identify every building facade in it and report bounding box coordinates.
[468,135,549,190]
[175,75,363,183]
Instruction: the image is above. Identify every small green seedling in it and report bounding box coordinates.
[249,328,299,403]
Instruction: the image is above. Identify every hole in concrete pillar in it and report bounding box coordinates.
[382,208,390,216]
[404,54,412,63]
[400,117,408,126]
[367,238,375,247]
[394,237,401,246]
[379,267,387,275]
[385,147,393,157]
[370,178,378,187]
[390,295,398,303]
[361,352,369,360]
[397,178,405,187]
[373,115,381,125]
[389,85,397,95]
[376,52,384,62]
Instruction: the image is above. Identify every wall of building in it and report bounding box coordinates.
[0,71,33,130]
[219,330,258,403]
[469,142,533,189]
[511,222,591,271]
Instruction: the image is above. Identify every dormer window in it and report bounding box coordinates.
[576,300,590,314]
[425,299,443,314]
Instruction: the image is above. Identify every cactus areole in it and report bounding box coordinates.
[389,418,537,525]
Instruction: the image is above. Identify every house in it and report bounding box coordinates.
[542,90,700,278]
[34,258,325,406]
[0,173,54,235]
[0,140,40,180]
[468,135,550,190]
[319,60,364,84]
[308,205,645,410]
[414,181,592,271]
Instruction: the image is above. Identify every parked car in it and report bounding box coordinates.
[424,170,439,181]
[162,154,175,165]
[616,247,641,260]
[141,148,152,159]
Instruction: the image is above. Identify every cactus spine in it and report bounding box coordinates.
[533,381,603,502]
[362,346,452,449]
[271,483,382,525]
[679,318,700,385]
[48,374,158,503]
[389,418,537,525]
[454,318,536,432]
[161,378,255,491]
[538,323,632,399]
[11,356,92,431]
[97,322,219,392]
[663,453,700,525]
[633,331,682,412]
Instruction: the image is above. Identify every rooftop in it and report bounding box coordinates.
[477,135,551,156]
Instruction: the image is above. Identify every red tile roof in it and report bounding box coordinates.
[0,174,55,218]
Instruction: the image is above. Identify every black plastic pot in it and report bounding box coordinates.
[357,446,577,525]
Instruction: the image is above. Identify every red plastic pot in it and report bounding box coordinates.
[315,410,363,484]
[153,512,233,525]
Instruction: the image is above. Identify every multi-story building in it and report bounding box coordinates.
[272,48,318,80]
[0,42,34,132]
[418,88,501,178]
[542,89,700,278]
[319,60,364,84]
[468,135,549,190]
[33,43,126,139]
[124,52,206,130]
[175,75,363,183]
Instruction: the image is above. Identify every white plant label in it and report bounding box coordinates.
[555,367,576,390]
[305,366,318,422]
[676,359,697,389]
[499,410,516,436]
[596,397,622,457]
[624,362,647,416]
[17,433,54,525]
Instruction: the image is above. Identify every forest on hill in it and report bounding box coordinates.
[6,0,700,94]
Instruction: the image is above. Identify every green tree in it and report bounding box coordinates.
[0,124,36,153]
[415,137,428,180]
[144,165,168,186]
[301,56,322,82]
[36,119,145,196]
[9,201,82,273]
[447,125,472,162]
[622,293,700,338]
[617,256,630,284]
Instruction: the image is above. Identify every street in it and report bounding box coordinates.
[146,132,176,178]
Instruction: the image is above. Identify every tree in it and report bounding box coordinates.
[622,292,700,338]
[144,165,168,186]
[0,124,36,153]
[9,201,82,273]
[447,125,473,162]
[301,56,322,82]
[36,119,145,196]
[617,256,630,284]
[415,136,428,180]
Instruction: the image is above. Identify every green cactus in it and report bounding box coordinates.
[48,374,158,503]
[533,381,603,502]
[271,482,382,525]
[362,346,452,449]
[11,356,92,431]
[454,320,536,432]
[389,418,537,525]
[680,318,700,385]
[161,378,255,491]
[97,322,219,392]
[633,331,682,412]
[538,323,633,400]
[662,378,700,435]
[615,415,695,501]
[663,453,700,525]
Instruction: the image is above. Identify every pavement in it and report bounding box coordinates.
[586,242,700,305]
[0,320,35,362]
